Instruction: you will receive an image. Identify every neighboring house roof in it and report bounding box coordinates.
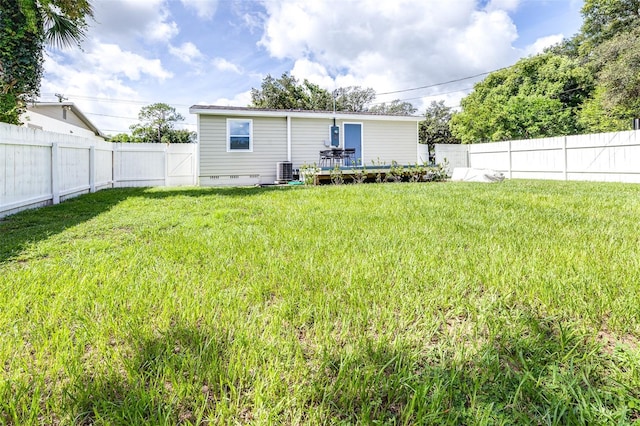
[189,105,423,122]
[24,102,105,139]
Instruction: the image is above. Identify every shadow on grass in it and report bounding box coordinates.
[311,311,638,425]
[57,308,639,424]
[66,322,235,425]
[0,185,286,264]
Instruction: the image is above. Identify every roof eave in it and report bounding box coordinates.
[29,102,106,138]
[69,105,106,138]
[189,106,423,122]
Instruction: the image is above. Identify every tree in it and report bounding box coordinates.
[419,101,459,164]
[0,1,42,124]
[369,99,417,115]
[591,27,640,112]
[580,0,640,50]
[250,74,381,113]
[108,133,142,143]
[450,53,593,143]
[162,128,196,144]
[419,100,458,148]
[250,73,333,110]
[577,87,632,132]
[129,103,195,143]
[0,0,93,124]
[332,86,376,112]
[573,28,640,132]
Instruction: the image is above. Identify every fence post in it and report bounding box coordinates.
[112,143,118,187]
[164,144,169,186]
[563,136,568,181]
[89,145,96,193]
[508,141,512,179]
[51,142,60,204]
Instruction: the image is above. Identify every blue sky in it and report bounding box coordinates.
[39,0,584,135]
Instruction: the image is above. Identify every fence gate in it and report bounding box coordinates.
[167,144,197,186]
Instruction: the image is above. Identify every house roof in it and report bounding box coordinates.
[27,102,105,138]
[189,105,423,122]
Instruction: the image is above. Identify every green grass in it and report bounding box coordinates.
[1,180,639,425]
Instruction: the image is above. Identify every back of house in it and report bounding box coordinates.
[190,106,422,186]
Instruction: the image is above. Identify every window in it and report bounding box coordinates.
[227,119,253,152]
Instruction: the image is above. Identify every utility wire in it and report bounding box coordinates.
[368,86,476,106]
[41,67,505,108]
[376,67,507,96]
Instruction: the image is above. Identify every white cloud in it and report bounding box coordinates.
[90,0,178,47]
[147,19,179,43]
[212,58,243,74]
[525,34,565,56]
[200,90,252,107]
[169,42,203,63]
[81,42,173,81]
[180,0,219,20]
[41,55,143,134]
[258,0,523,112]
[41,40,174,134]
[485,0,520,13]
[291,59,334,88]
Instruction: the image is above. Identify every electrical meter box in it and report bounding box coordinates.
[330,125,340,147]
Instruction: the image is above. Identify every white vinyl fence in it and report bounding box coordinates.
[1,123,197,218]
[436,130,640,183]
[434,144,470,170]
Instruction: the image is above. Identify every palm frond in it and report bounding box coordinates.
[44,11,85,49]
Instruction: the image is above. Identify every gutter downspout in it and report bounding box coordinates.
[287,115,292,162]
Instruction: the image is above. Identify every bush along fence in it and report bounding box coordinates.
[300,159,450,185]
[0,123,196,218]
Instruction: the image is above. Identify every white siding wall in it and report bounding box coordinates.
[361,120,417,165]
[23,109,103,140]
[199,115,287,186]
[290,118,331,168]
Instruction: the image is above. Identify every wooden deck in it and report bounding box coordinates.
[305,165,436,184]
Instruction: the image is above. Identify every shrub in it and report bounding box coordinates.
[300,162,320,185]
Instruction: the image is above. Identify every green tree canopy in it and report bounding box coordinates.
[108,133,142,143]
[580,0,640,50]
[332,86,376,112]
[250,73,383,113]
[368,99,417,115]
[419,100,459,146]
[129,103,195,143]
[250,73,333,110]
[591,27,640,112]
[450,53,593,143]
[572,26,640,133]
[0,0,93,124]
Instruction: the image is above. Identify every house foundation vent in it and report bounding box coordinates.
[276,161,293,183]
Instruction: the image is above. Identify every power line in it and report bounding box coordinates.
[42,67,508,109]
[84,111,138,120]
[369,86,476,106]
[40,93,193,108]
[83,111,196,126]
[376,67,507,96]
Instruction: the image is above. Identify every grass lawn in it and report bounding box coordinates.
[1,180,640,425]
